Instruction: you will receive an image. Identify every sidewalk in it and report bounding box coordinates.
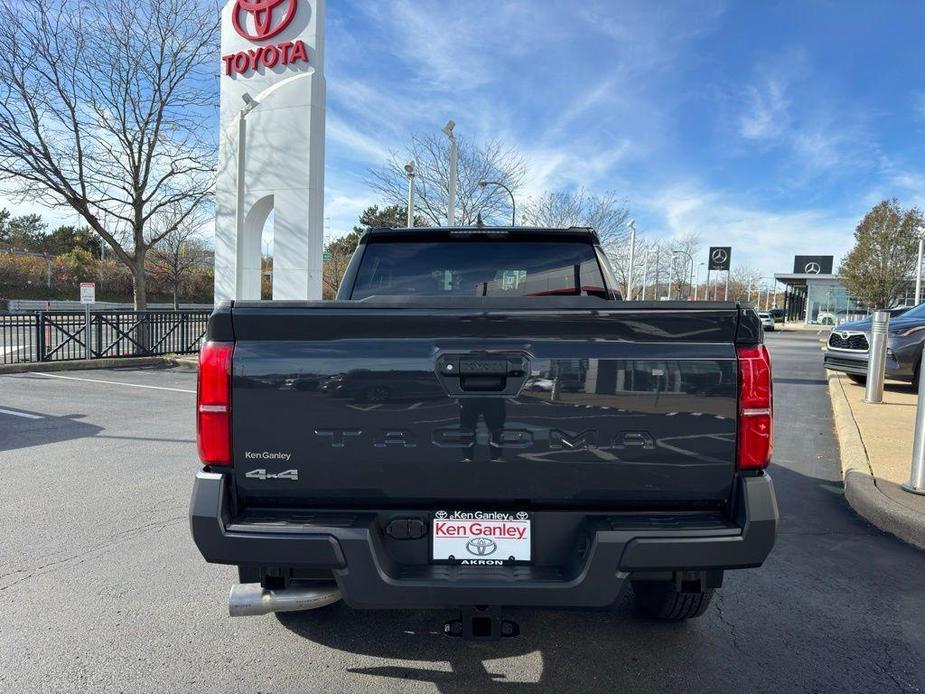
[777,322,831,334]
[827,372,925,549]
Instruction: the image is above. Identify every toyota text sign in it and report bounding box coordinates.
[222,0,309,76]
[708,246,732,271]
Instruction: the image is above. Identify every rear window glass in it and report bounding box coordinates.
[350,240,607,299]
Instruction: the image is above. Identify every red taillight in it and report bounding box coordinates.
[737,344,773,470]
[197,341,234,465]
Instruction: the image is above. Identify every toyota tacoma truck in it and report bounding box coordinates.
[190,226,777,640]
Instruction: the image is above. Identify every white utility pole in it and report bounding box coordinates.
[443,120,457,226]
[641,249,651,301]
[235,93,260,271]
[916,226,924,304]
[626,219,637,300]
[404,161,415,228]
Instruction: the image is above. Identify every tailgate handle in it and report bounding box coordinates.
[436,354,528,396]
[458,359,509,376]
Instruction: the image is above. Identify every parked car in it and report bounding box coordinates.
[757,311,775,331]
[190,226,778,640]
[823,303,925,388]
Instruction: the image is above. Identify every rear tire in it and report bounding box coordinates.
[848,374,867,385]
[632,581,714,620]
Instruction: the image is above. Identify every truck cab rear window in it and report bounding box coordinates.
[351,241,608,299]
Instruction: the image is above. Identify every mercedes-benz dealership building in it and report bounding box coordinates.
[775,255,917,325]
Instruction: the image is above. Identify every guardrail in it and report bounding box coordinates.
[0,310,209,365]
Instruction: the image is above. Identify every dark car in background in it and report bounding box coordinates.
[823,303,925,387]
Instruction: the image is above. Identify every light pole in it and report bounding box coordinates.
[641,248,652,301]
[404,161,416,228]
[236,93,260,270]
[626,219,637,300]
[694,262,704,300]
[443,120,457,226]
[478,180,516,227]
[916,225,924,305]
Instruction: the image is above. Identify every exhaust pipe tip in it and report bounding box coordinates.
[228,582,342,617]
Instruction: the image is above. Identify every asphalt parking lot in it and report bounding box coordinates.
[2,331,924,693]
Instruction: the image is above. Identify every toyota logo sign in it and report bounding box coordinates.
[232,0,297,41]
[466,537,498,556]
[222,0,309,77]
[804,262,822,274]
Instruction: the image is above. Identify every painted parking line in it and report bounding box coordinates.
[0,408,43,419]
[29,372,195,394]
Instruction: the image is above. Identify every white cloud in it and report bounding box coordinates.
[640,182,860,277]
[326,114,391,163]
[738,78,789,141]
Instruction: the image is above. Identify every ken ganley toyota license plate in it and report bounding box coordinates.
[431,510,531,565]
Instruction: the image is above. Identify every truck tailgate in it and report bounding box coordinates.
[229,300,741,507]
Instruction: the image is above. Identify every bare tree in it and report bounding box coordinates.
[147,221,209,309]
[368,132,526,226]
[728,265,765,304]
[662,232,701,300]
[0,0,217,309]
[522,189,634,294]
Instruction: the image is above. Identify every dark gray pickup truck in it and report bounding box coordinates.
[190,227,778,640]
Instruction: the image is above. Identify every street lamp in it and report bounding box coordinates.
[915,225,924,305]
[478,180,516,227]
[442,120,457,226]
[404,161,416,228]
[236,93,260,276]
[626,219,637,300]
[641,247,653,301]
[695,261,705,301]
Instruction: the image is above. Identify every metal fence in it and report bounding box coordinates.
[0,310,209,365]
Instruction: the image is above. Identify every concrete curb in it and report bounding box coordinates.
[827,372,925,550]
[167,355,199,371]
[0,356,172,375]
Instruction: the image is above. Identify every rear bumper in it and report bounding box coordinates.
[189,472,778,609]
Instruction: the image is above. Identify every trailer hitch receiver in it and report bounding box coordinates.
[444,606,519,641]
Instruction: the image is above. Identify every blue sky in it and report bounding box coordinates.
[322,0,925,276]
[7,0,925,279]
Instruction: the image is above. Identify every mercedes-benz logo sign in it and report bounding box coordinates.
[711,248,728,263]
[434,510,448,519]
[466,537,498,556]
[804,262,822,274]
[232,0,298,41]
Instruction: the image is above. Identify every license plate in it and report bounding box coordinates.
[431,510,531,565]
